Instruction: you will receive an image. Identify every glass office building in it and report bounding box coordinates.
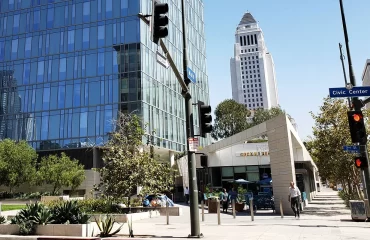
[0,0,210,162]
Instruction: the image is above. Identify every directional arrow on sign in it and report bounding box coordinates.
[156,51,170,69]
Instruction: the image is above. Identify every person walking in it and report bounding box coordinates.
[184,186,190,205]
[288,181,301,218]
[220,188,229,213]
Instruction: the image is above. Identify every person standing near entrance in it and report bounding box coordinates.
[288,181,301,218]
[184,186,190,205]
[220,188,229,213]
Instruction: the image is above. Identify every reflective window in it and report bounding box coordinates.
[83,2,90,22]
[47,7,54,28]
[98,25,105,47]
[13,14,19,33]
[37,61,44,83]
[68,30,75,51]
[59,57,66,80]
[11,39,18,60]
[83,28,89,49]
[106,0,112,18]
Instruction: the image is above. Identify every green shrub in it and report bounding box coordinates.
[0,216,6,224]
[338,190,360,207]
[95,215,123,237]
[51,201,89,224]
[11,202,46,235]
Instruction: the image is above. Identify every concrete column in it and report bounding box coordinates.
[266,115,296,216]
[169,151,175,167]
[303,174,312,202]
[313,168,318,197]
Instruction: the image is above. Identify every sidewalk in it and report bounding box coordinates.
[0,188,368,239]
[121,187,369,239]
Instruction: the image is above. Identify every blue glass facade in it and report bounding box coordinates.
[0,0,209,154]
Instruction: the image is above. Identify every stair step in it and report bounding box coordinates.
[309,202,343,205]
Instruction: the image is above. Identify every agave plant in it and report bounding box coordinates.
[51,200,89,224]
[95,215,123,237]
[0,215,6,224]
[11,202,46,235]
[34,207,54,225]
[12,202,45,224]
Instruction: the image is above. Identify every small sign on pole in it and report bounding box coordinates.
[343,145,360,153]
[329,86,370,98]
[188,137,199,152]
[187,67,196,83]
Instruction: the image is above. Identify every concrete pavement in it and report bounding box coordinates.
[118,187,369,239]
[0,187,369,239]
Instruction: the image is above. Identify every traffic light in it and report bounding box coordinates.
[347,110,367,144]
[151,0,169,44]
[198,101,212,138]
[354,156,368,169]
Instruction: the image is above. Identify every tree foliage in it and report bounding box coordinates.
[211,99,251,140]
[308,98,364,199]
[0,139,37,192]
[252,106,291,126]
[95,112,176,200]
[37,153,86,194]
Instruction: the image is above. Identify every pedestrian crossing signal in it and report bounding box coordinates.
[354,156,368,169]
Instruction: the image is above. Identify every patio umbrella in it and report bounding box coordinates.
[234,179,250,184]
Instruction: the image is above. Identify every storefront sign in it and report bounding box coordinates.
[237,151,269,157]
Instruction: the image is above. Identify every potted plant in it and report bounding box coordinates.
[235,186,247,212]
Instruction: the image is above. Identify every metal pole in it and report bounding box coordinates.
[217,201,221,225]
[166,201,169,225]
[181,0,200,237]
[362,146,370,201]
[201,200,204,222]
[338,43,351,108]
[250,199,254,221]
[232,199,236,218]
[362,171,368,199]
[280,199,284,218]
[339,0,357,91]
[339,0,370,203]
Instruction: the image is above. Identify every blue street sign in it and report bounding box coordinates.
[329,86,370,98]
[187,67,196,83]
[343,145,360,153]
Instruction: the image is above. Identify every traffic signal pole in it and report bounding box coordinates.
[181,0,201,237]
[339,0,370,201]
[139,0,201,236]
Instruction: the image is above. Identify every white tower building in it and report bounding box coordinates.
[230,12,279,110]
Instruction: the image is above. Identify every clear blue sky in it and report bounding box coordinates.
[204,0,370,140]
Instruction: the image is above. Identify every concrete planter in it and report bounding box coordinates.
[0,223,94,237]
[90,210,160,223]
[0,224,19,235]
[36,223,94,237]
[235,202,245,212]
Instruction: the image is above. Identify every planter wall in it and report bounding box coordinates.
[0,224,19,235]
[0,224,94,237]
[36,224,94,237]
[90,210,160,223]
[208,199,219,213]
[235,203,245,212]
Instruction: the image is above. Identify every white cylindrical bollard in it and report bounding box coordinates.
[232,199,236,218]
[201,200,205,222]
[250,199,254,221]
[166,201,169,225]
[217,200,221,225]
[280,199,284,218]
